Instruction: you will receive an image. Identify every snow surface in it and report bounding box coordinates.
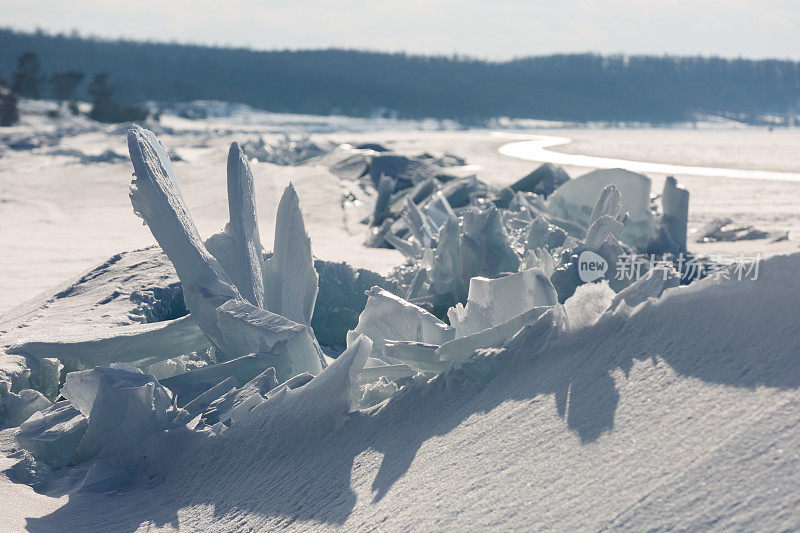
[2,105,800,530]
[2,252,800,530]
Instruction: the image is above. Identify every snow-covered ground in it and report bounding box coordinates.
[1,102,800,530]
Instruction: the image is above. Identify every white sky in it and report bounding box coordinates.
[1,0,798,60]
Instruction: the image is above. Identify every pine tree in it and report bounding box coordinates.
[12,52,44,98]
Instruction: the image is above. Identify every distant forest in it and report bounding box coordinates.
[1,27,799,123]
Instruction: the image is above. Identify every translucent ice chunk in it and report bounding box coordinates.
[1,389,51,427]
[437,305,551,365]
[202,368,278,426]
[661,176,689,251]
[15,401,87,468]
[205,142,266,308]
[262,184,319,326]
[183,376,239,418]
[61,367,185,463]
[346,287,455,357]
[215,299,324,381]
[549,168,651,224]
[382,341,448,374]
[447,269,558,338]
[161,354,278,406]
[128,125,242,352]
[0,353,30,395]
[608,265,681,312]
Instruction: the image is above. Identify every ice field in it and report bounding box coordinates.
[1,101,800,531]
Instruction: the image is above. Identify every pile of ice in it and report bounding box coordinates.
[239,134,336,165]
[696,217,787,243]
[1,126,692,494]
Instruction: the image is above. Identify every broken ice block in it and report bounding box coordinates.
[447,269,558,338]
[358,364,416,385]
[215,299,324,381]
[346,287,455,357]
[510,163,570,197]
[430,206,520,302]
[9,315,211,369]
[437,305,552,365]
[264,372,314,399]
[382,341,447,374]
[525,215,567,252]
[205,142,266,308]
[240,335,372,433]
[128,125,243,351]
[588,184,623,226]
[549,168,651,224]
[61,367,185,463]
[547,168,656,249]
[661,176,689,251]
[183,376,239,418]
[262,184,319,327]
[0,353,30,395]
[15,401,87,468]
[1,389,51,427]
[202,367,278,426]
[401,197,436,247]
[584,215,625,251]
[607,265,681,312]
[161,353,278,406]
[370,175,395,227]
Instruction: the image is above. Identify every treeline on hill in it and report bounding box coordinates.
[0,49,149,125]
[1,27,799,123]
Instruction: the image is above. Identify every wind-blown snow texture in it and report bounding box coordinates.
[5,252,798,531]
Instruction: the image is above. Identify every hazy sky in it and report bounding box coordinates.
[2,0,798,60]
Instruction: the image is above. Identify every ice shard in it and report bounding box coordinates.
[183,376,239,418]
[661,176,689,251]
[437,305,552,365]
[215,299,324,381]
[262,184,319,326]
[202,367,278,426]
[430,206,520,302]
[357,364,416,385]
[239,335,372,435]
[607,265,681,312]
[9,314,210,368]
[525,215,567,252]
[160,353,276,405]
[370,175,395,227]
[61,367,186,463]
[549,168,651,225]
[346,287,455,357]
[381,341,447,374]
[205,142,265,308]
[447,268,558,338]
[1,389,51,427]
[264,372,314,399]
[128,125,242,352]
[15,401,87,468]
